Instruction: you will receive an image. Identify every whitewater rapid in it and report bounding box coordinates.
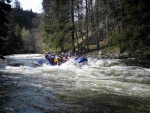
[0,54,150,113]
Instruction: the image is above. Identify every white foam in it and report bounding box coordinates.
[5,54,44,59]
[2,54,150,97]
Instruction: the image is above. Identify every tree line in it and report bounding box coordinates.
[0,0,42,55]
[42,0,150,59]
[0,0,149,59]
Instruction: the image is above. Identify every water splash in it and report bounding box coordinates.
[0,54,150,113]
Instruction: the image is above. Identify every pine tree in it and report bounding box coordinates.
[120,0,150,58]
[0,1,11,54]
[42,0,71,52]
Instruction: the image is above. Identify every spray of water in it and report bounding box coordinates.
[0,54,150,112]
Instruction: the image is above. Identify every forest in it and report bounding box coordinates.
[0,0,43,55]
[0,0,150,59]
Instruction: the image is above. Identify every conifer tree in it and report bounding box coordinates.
[42,0,71,52]
[120,0,150,58]
[0,1,11,54]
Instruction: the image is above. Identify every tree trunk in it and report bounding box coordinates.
[96,0,100,50]
[71,0,75,53]
[85,0,89,52]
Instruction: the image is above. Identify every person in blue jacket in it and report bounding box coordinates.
[50,53,55,65]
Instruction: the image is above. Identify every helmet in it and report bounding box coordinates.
[64,53,68,57]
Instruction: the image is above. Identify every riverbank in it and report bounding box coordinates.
[80,50,150,68]
[0,55,6,69]
[1,51,149,68]
[0,55,5,60]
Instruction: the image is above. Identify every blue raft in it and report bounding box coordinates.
[37,57,88,66]
[75,57,88,63]
[37,59,54,66]
[37,59,44,65]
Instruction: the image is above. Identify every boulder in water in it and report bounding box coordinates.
[0,55,5,60]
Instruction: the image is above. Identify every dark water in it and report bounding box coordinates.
[0,54,150,113]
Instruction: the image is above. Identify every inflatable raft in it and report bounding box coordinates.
[37,57,88,66]
[75,57,88,63]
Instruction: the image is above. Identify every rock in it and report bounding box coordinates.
[98,50,103,58]
[119,52,129,59]
[8,63,23,67]
[0,55,5,60]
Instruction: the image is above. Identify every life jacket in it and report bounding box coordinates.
[54,57,58,63]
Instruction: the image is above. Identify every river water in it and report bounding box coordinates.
[0,54,150,113]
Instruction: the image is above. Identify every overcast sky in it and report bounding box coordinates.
[13,0,43,13]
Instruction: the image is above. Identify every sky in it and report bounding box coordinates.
[13,0,43,13]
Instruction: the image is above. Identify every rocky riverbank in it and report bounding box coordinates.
[0,55,5,60]
[82,50,130,59]
[0,55,6,69]
[81,50,150,68]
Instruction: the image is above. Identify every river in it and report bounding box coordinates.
[0,54,150,113]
